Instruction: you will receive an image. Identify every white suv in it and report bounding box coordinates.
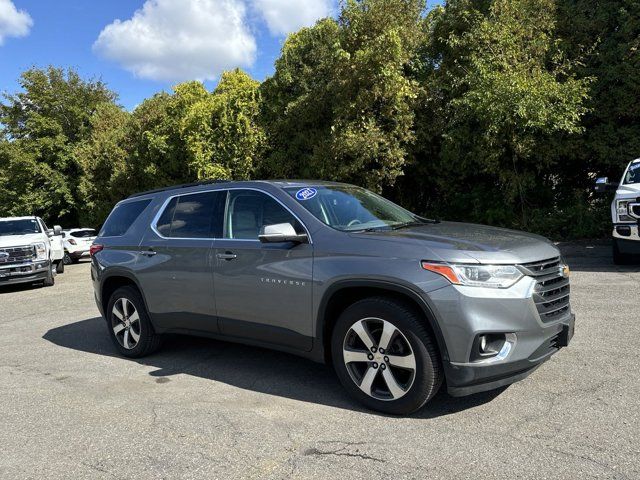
[596,158,640,264]
[62,228,97,264]
[0,216,65,287]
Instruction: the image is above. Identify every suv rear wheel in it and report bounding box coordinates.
[106,286,162,358]
[331,297,442,415]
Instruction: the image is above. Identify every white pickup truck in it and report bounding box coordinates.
[595,158,640,264]
[0,216,65,287]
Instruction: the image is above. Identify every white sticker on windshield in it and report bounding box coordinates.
[295,187,317,201]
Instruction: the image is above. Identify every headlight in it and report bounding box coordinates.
[616,200,633,222]
[32,242,47,260]
[422,262,523,288]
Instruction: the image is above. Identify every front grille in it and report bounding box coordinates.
[518,257,571,322]
[630,204,640,218]
[0,245,35,264]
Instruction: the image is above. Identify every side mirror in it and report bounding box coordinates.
[594,177,618,193]
[259,223,308,244]
[53,225,63,236]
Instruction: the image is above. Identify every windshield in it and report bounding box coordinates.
[0,219,41,236]
[624,162,640,185]
[285,185,422,232]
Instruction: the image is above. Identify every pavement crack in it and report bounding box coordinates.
[303,442,385,463]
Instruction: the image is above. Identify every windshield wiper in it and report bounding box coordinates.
[391,218,439,230]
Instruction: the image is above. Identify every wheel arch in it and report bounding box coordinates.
[100,271,150,321]
[316,280,449,365]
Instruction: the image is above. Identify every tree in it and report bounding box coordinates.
[75,103,132,226]
[402,0,589,231]
[261,0,425,191]
[556,0,640,182]
[181,69,264,180]
[0,66,117,225]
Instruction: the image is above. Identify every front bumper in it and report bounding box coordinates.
[613,225,640,254]
[446,314,574,396]
[0,260,50,286]
[425,275,574,397]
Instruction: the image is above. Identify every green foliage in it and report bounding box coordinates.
[75,103,132,226]
[261,0,424,191]
[181,69,264,180]
[0,66,117,225]
[398,0,593,235]
[0,1,635,239]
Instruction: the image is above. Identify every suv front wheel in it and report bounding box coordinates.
[331,297,442,415]
[106,286,162,358]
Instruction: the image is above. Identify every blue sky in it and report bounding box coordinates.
[0,0,438,110]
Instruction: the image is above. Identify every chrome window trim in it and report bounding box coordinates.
[150,186,313,244]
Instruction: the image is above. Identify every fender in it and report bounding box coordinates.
[99,266,153,323]
[315,278,450,363]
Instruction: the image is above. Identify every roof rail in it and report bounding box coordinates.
[127,179,231,199]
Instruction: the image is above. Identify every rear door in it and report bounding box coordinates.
[136,190,226,333]
[213,188,314,351]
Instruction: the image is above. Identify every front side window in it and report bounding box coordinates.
[100,199,152,237]
[225,190,302,240]
[0,219,41,236]
[624,162,640,185]
[155,191,226,238]
[285,185,420,232]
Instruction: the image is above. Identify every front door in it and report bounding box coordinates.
[136,190,226,333]
[213,189,314,351]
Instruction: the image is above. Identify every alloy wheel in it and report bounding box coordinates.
[342,317,416,401]
[111,298,141,350]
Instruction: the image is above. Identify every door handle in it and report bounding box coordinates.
[216,252,237,260]
[140,249,157,256]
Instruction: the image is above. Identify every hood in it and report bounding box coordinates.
[0,234,45,249]
[356,221,560,264]
[616,183,640,197]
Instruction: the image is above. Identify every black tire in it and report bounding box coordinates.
[63,252,73,265]
[613,239,632,265]
[55,259,65,274]
[331,297,442,415]
[106,286,162,358]
[42,263,55,287]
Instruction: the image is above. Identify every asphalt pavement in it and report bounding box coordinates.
[0,242,638,479]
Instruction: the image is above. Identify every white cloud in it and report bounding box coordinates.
[93,0,256,82]
[252,0,333,36]
[0,0,32,45]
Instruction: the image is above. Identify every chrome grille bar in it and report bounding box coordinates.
[518,256,571,323]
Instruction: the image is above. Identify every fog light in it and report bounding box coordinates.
[616,225,632,237]
[478,334,502,356]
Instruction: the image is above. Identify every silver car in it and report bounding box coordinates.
[90,180,574,414]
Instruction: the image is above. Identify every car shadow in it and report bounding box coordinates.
[0,281,46,293]
[42,316,504,418]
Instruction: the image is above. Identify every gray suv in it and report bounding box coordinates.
[91,180,575,414]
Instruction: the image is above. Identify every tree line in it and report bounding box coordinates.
[1,0,637,239]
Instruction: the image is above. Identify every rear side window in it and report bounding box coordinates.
[155,191,226,238]
[100,199,151,237]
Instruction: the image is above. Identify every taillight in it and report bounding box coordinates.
[89,244,104,256]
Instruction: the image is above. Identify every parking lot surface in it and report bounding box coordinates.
[0,243,638,479]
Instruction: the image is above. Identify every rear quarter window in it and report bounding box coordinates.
[100,199,152,237]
